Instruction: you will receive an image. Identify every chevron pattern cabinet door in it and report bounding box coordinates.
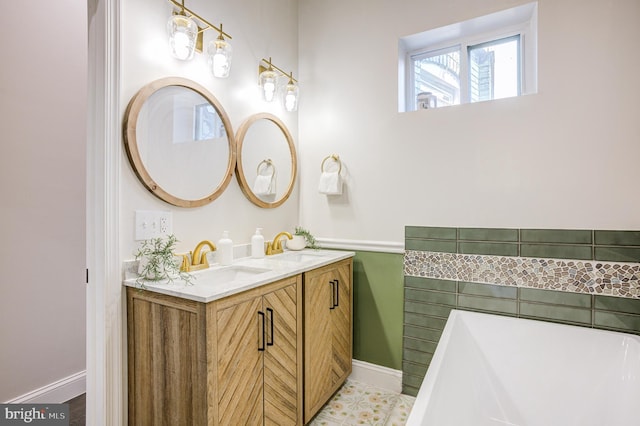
[304,268,334,421]
[303,259,353,423]
[216,296,264,426]
[263,283,299,426]
[332,263,352,386]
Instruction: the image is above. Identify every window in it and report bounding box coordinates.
[413,47,461,107]
[194,103,226,141]
[400,2,537,111]
[468,35,520,103]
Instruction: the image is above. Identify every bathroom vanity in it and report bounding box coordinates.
[125,249,353,425]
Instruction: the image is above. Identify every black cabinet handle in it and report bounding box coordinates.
[329,280,339,308]
[266,307,274,346]
[329,281,335,310]
[258,311,265,351]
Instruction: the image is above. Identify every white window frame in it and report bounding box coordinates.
[399,2,537,112]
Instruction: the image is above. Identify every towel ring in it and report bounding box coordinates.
[257,159,276,176]
[321,154,342,174]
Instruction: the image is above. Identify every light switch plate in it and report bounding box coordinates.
[135,210,172,241]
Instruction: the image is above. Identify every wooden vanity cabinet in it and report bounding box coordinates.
[127,257,353,426]
[303,259,353,423]
[127,274,303,426]
[212,275,302,426]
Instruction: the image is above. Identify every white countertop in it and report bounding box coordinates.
[123,249,355,303]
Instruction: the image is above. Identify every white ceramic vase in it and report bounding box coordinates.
[286,235,306,251]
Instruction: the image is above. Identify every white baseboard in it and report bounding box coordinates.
[5,370,86,404]
[349,360,403,393]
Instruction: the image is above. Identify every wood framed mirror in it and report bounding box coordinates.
[235,113,297,208]
[123,77,236,207]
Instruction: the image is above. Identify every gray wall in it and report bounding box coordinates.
[0,1,87,401]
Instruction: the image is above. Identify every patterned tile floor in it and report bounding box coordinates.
[310,380,416,426]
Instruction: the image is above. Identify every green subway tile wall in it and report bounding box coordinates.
[458,241,519,256]
[405,226,640,262]
[520,229,592,244]
[402,277,640,396]
[594,230,640,246]
[403,226,640,397]
[458,228,519,242]
[520,243,592,260]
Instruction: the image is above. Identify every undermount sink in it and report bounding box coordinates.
[193,265,272,285]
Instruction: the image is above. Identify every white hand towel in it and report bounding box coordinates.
[318,171,342,195]
[253,174,275,195]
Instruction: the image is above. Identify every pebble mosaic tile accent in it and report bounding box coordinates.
[404,250,640,299]
[310,380,415,426]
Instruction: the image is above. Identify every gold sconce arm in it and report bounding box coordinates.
[259,57,297,83]
[258,58,299,111]
[167,0,233,39]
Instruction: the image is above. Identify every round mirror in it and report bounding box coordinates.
[236,113,297,208]
[123,77,236,207]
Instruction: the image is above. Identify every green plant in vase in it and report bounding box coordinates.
[294,226,320,250]
[135,234,194,287]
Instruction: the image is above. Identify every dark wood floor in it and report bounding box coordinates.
[66,393,85,426]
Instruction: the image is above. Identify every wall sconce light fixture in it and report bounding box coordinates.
[208,25,232,78]
[284,73,299,112]
[166,0,233,78]
[259,60,278,102]
[167,7,198,60]
[258,58,299,112]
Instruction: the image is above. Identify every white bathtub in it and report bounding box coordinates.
[406,310,640,426]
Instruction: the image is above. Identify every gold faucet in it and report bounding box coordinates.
[266,231,293,255]
[181,240,216,272]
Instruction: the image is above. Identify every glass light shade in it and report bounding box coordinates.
[259,69,277,102]
[208,37,233,78]
[284,82,299,112]
[167,14,198,61]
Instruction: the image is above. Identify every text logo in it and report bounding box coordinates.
[0,404,68,426]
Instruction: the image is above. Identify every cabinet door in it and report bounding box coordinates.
[303,268,335,421]
[127,289,207,426]
[216,296,264,426]
[331,263,352,386]
[263,283,299,426]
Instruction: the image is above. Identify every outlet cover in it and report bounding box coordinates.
[135,210,173,241]
[158,211,172,236]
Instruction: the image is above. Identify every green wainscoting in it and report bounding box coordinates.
[352,251,404,370]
